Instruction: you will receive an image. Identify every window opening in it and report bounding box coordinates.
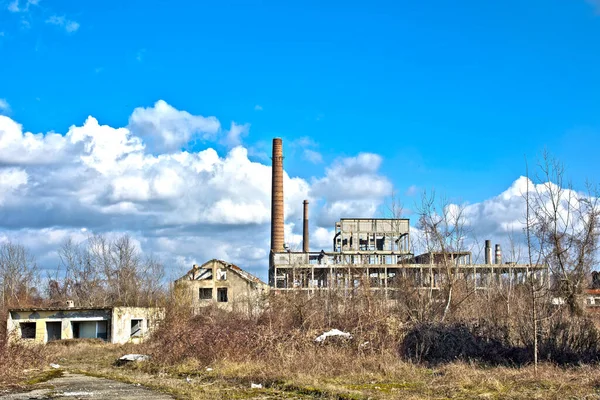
[46,321,61,341]
[131,319,143,337]
[20,322,35,339]
[199,288,212,300]
[217,287,228,302]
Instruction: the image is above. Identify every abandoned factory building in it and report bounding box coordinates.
[7,304,163,344]
[175,259,269,313]
[268,137,548,292]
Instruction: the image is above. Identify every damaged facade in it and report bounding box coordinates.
[7,304,163,344]
[175,259,269,313]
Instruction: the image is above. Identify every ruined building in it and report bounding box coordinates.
[7,303,163,344]
[175,259,269,313]
[268,138,547,292]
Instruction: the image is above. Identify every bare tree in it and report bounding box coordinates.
[139,255,166,306]
[0,242,39,307]
[51,234,167,307]
[520,153,599,373]
[416,190,472,322]
[528,151,600,315]
[53,238,106,306]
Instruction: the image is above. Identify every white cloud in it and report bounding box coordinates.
[303,149,323,164]
[7,0,19,12]
[0,99,10,114]
[0,103,316,279]
[3,100,583,282]
[7,0,38,13]
[311,153,393,226]
[128,100,220,152]
[46,15,80,33]
[0,115,70,164]
[65,20,80,33]
[254,105,263,111]
[222,122,249,148]
[0,168,27,205]
[587,0,600,13]
[136,49,145,62]
[405,185,418,196]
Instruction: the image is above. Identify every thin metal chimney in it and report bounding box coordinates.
[303,200,309,253]
[495,244,502,265]
[485,240,492,264]
[270,138,285,253]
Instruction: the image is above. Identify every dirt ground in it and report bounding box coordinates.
[0,372,174,400]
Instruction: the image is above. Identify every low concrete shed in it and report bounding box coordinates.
[7,305,163,344]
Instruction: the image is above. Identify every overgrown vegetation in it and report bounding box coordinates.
[0,332,49,387]
[0,233,168,388]
[1,153,600,399]
[117,289,600,399]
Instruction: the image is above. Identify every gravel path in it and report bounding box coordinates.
[0,372,174,400]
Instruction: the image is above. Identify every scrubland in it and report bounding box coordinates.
[4,289,600,399]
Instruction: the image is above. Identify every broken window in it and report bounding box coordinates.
[46,321,61,341]
[193,268,213,280]
[130,319,143,337]
[20,322,35,339]
[217,287,228,302]
[199,288,212,300]
[216,268,227,281]
[97,321,108,340]
[72,321,108,341]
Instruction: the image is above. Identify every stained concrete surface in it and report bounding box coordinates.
[0,372,174,399]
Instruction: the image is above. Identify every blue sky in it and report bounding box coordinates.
[1,0,599,278]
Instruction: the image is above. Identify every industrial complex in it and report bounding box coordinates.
[5,137,550,343]
[268,138,548,293]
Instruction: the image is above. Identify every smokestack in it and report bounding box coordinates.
[303,200,309,253]
[485,240,492,264]
[270,138,284,253]
[495,244,502,265]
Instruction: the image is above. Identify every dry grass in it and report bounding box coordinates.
[19,341,600,399]
[5,291,600,399]
[0,335,50,389]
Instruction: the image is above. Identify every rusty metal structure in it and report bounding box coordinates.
[268,138,548,291]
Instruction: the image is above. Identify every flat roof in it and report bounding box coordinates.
[9,306,161,312]
[338,218,410,221]
[9,307,114,312]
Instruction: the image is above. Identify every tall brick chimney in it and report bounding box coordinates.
[269,138,285,285]
[270,138,284,253]
[303,200,309,253]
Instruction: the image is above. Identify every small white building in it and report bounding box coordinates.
[7,305,164,344]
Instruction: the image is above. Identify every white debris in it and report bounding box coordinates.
[206,367,213,372]
[50,363,60,369]
[251,383,263,389]
[118,354,150,362]
[186,376,192,384]
[360,341,370,348]
[315,329,352,343]
[62,392,94,397]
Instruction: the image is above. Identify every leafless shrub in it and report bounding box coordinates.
[0,334,49,387]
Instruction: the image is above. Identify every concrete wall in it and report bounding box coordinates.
[111,307,164,344]
[176,260,269,314]
[7,309,112,344]
[7,307,164,344]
